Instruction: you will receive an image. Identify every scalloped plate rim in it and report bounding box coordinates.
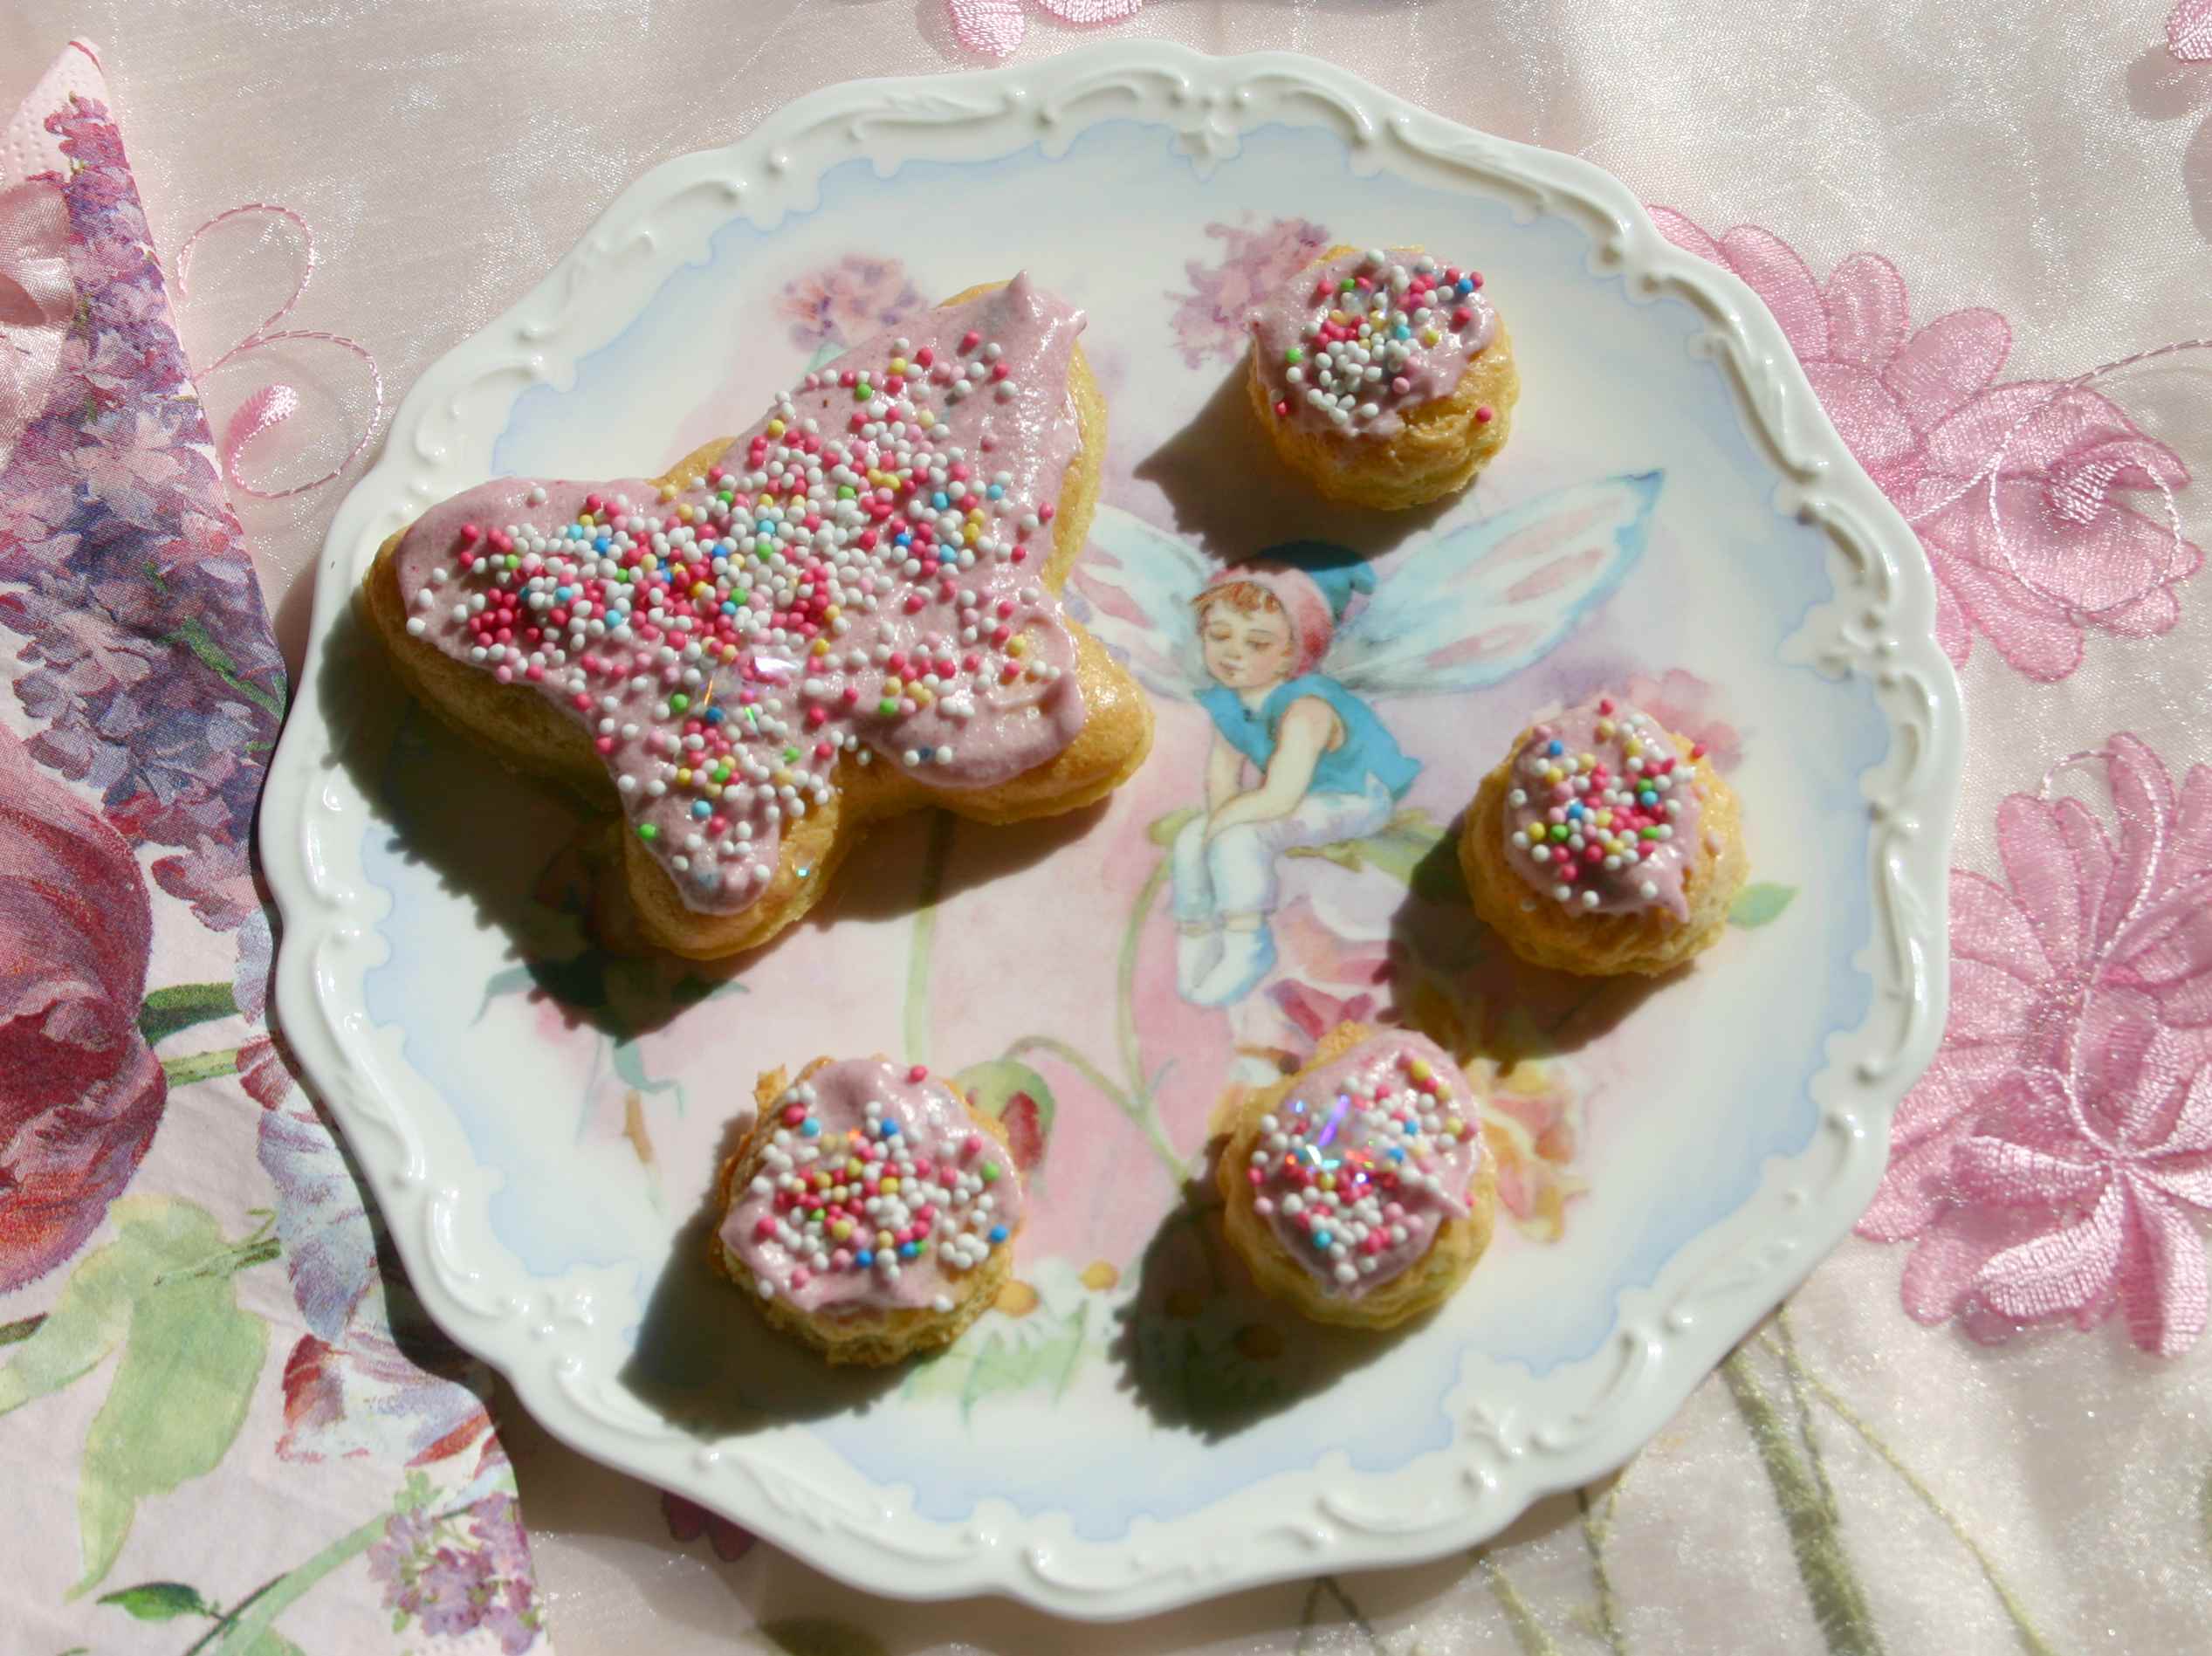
[261,40,1963,1619]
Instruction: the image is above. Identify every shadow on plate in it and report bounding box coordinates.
[1381,827,1673,1060]
[1133,364,1454,564]
[318,601,1103,1041]
[617,1112,903,1435]
[1109,1153,1427,1443]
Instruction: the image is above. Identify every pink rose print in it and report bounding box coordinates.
[947,0,1144,58]
[1651,210,2198,683]
[774,254,923,354]
[1861,734,2212,1353]
[0,722,164,1292]
[1167,216,1333,369]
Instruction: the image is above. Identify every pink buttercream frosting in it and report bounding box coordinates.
[1249,245,1497,439]
[390,275,1089,914]
[1242,1030,1485,1298]
[1501,697,1710,923]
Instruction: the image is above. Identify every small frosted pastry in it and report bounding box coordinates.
[362,275,1151,960]
[1216,1023,1495,1330]
[1460,696,1748,976]
[1247,244,1518,510]
[711,1057,1024,1366]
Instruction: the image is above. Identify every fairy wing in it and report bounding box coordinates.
[1068,504,1213,698]
[1330,471,1662,696]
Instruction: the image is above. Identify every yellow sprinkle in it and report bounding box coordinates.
[690,581,712,600]
[1008,636,1027,657]
[773,767,793,787]
[917,410,936,429]
[823,604,841,622]
[912,686,933,707]
[890,357,908,374]
[674,767,692,787]
[657,484,677,502]
[846,1158,864,1178]
[831,1219,853,1240]
[1318,1172,1336,1192]
[810,638,830,656]
[882,1176,899,1193]
[876,1229,895,1249]
[766,418,786,437]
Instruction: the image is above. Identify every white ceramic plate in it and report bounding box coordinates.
[263,43,1962,1619]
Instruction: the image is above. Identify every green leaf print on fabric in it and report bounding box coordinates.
[136,981,238,1047]
[95,1580,210,1620]
[72,1247,268,1595]
[0,1196,242,1416]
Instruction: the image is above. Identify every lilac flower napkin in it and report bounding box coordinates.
[0,42,550,1654]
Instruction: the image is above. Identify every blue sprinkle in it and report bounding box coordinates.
[882,1120,900,1137]
[986,484,1004,499]
[898,1241,919,1260]
[1546,739,1564,757]
[1567,802,1584,820]
[690,801,711,820]
[855,1249,874,1268]
[988,1225,1009,1245]
[594,536,612,553]
[1458,277,1474,294]
[704,706,725,724]
[800,1117,820,1138]
[1639,790,1659,807]
[1312,1229,1334,1250]
[895,533,913,547]
[1390,1145,1407,1161]
[931,491,950,510]
[555,586,572,601]
[1394,324,1412,340]
[1398,1119,1414,1133]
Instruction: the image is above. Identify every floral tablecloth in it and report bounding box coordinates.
[3,4,2209,1653]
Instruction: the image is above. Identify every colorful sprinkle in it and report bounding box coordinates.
[400,285,1082,918]
[1253,246,1498,436]
[1247,1034,1483,1299]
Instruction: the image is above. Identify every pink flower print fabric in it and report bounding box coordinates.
[1861,734,2212,1354]
[1650,211,2200,682]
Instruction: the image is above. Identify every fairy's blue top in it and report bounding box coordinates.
[1199,674,1419,799]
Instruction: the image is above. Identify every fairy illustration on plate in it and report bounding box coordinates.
[1076,471,1664,1009]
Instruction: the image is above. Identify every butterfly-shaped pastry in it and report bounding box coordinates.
[363,276,1152,959]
